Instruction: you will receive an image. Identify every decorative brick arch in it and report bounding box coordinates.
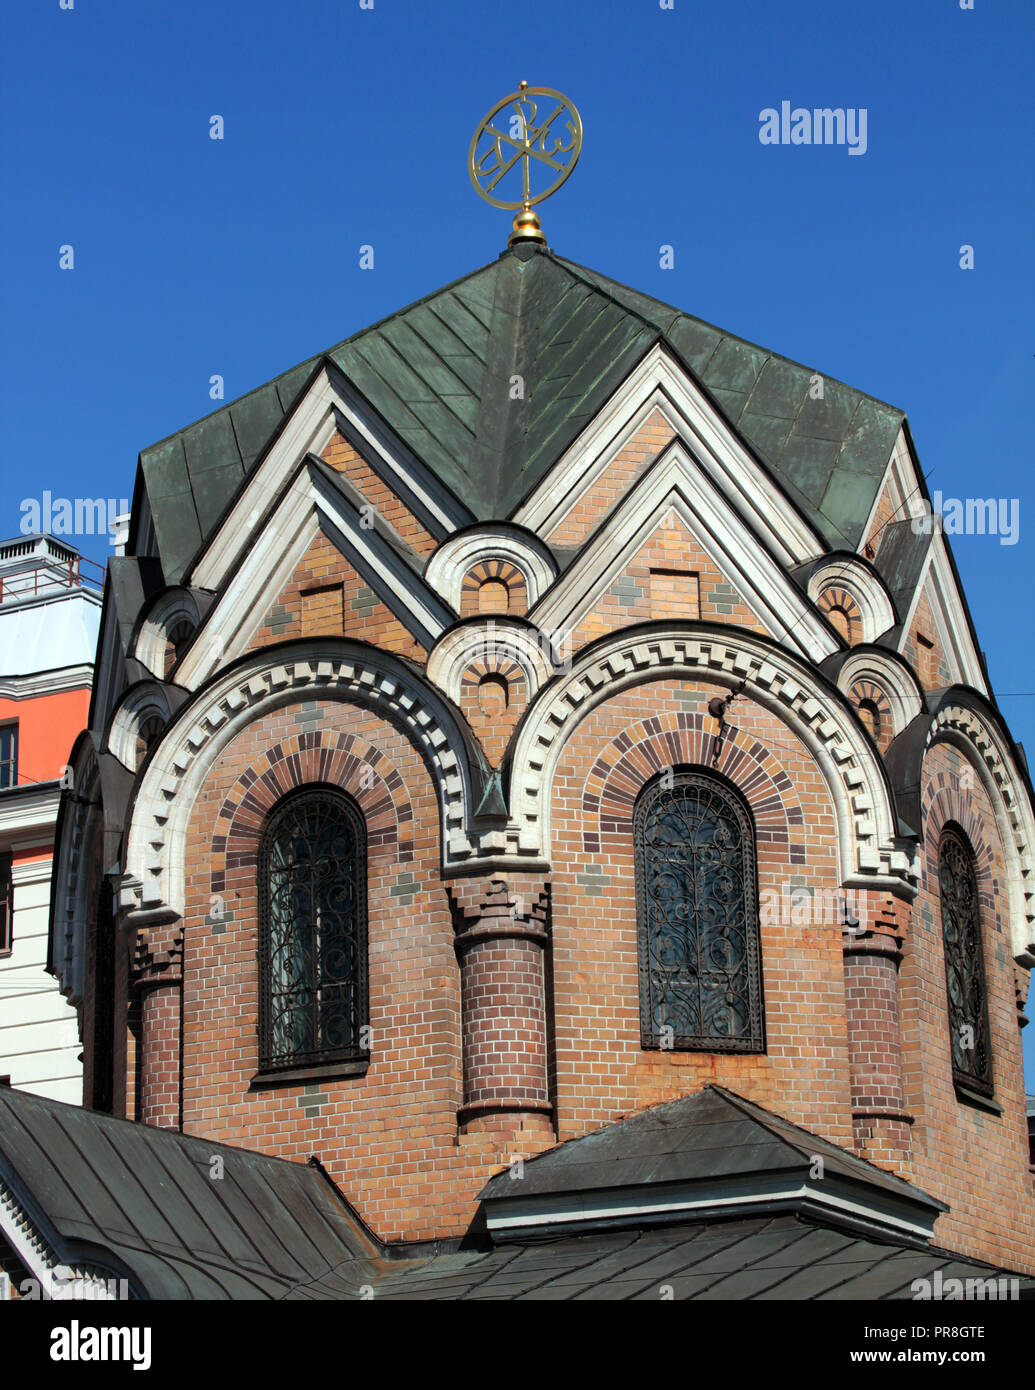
[460,559,528,617]
[923,703,1035,964]
[921,769,998,930]
[818,586,863,645]
[209,729,415,898]
[848,679,893,752]
[459,653,529,766]
[579,712,805,865]
[122,641,483,924]
[506,626,914,892]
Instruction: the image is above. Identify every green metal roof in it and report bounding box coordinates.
[139,246,905,584]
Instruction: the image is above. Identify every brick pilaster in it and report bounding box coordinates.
[132,919,184,1130]
[448,875,554,1139]
[843,890,913,1169]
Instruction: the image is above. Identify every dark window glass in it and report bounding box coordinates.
[259,788,367,1072]
[0,725,17,790]
[635,770,764,1052]
[938,824,994,1098]
[0,853,12,952]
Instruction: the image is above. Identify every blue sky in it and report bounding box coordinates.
[2,0,1033,1084]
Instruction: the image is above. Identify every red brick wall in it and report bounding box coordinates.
[900,741,1035,1273]
[548,678,855,1147]
[176,698,556,1241]
[546,409,675,547]
[321,431,436,557]
[248,532,426,665]
[571,515,767,653]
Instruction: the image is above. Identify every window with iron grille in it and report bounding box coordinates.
[938,823,994,1099]
[0,725,17,790]
[0,853,12,953]
[634,769,764,1052]
[258,787,368,1073]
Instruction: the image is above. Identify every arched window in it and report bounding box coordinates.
[938,824,993,1098]
[258,787,367,1073]
[634,769,764,1052]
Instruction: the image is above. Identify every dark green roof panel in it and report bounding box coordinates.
[139,246,905,583]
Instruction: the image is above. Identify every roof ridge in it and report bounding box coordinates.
[554,254,905,415]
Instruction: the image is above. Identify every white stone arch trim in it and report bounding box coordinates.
[924,704,1035,964]
[123,642,481,921]
[424,527,558,611]
[836,651,924,738]
[807,558,896,643]
[108,683,173,773]
[50,738,102,1006]
[426,619,555,705]
[505,626,917,892]
[134,588,201,679]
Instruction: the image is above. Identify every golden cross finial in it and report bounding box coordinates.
[467,82,583,246]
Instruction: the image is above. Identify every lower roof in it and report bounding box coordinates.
[0,1085,1028,1301]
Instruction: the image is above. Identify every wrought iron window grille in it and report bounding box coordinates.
[634,768,765,1053]
[258,787,368,1074]
[938,823,994,1099]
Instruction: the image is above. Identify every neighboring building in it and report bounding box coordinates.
[1028,1094,1035,1167]
[0,535,101,1102]
[1,232,1033,1297]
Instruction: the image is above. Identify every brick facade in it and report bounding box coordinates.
[83,323,1032,1275]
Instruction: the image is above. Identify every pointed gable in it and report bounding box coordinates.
[138,247,905,585]
[247,531,427,663]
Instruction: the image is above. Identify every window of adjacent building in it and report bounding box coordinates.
[0,724,17,790]
[0,853,12,954]
[634,769,764,1052]
[258,787,368,1074]
[938,824,994,1100]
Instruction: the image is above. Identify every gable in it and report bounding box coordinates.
[570,510,769,653]
[531,439,837,665]
[321,431,437,556]
[138,248,905,585]
[247,531,427,663]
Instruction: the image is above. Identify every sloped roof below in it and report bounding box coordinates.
[0,1087,377,1299]
[479,1086,941,1216]
[3,1085,1026,1301]
[138,247,904,584]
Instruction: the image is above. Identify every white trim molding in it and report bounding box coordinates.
[836,652,924,739]
[514,344,824,566]
[424,527,558,611]
[807,558,896,644]
[503,626,917,892]
[134,589,201,680]
[426,619,556,706]
[189,362,467,596]
[123,641,485,922]
[174,461,454,691]
[529,441,838,666]
[107,684,172,773]
[925,704,1035,964]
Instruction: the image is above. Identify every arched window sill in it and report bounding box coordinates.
[953,1080,1001,1116]
[249,1058,370,1090]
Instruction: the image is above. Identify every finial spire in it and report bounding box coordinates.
[467,82,583,249]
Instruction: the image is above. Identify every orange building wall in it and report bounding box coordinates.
[0,688,89,786]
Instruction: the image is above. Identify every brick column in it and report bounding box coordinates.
[132,919,184,1129]
[843,890,913,1168]
[448,875,553,1139]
